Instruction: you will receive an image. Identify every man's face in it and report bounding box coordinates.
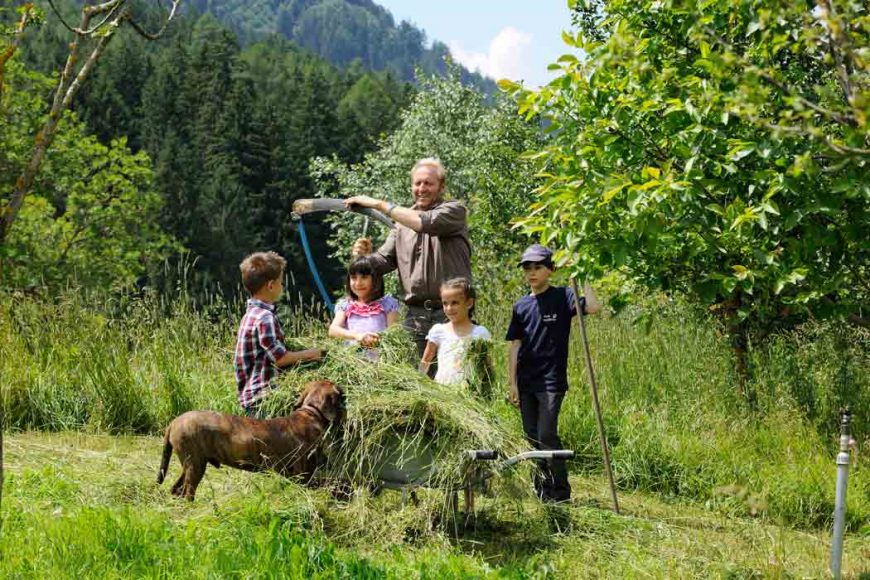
[411,166,442,210]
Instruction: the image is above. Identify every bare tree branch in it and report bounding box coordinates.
[126,0,181,40]
[48,0,126,35]
[61,22,117,110]
[45,0,78,34]
[79,1,125,35]
[817,0,856,104]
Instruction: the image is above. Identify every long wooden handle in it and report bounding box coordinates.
[571,279,620,514]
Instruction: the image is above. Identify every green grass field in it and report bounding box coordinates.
[1,290,868,577]
[4,431,868,578]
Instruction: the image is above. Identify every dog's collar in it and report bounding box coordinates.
[299,403,331,425]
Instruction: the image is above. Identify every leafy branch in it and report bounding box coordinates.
[0,1,183,244]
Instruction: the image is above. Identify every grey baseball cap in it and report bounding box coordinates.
[518,244,554,266]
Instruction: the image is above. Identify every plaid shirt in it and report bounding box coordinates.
[234,299,289,409]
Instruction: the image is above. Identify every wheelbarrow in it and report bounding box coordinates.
[366,434,576,516]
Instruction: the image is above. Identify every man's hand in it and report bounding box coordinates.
[352,238,373,257]
[345,195,383,210]
[508,384,520,408]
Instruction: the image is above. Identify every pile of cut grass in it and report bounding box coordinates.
[262,328,529,502]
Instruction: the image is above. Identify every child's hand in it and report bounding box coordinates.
[508,384,520,408]
[351,238,373,257]
[358,332,380,348]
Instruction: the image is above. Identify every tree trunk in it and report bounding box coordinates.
[723,293,756,407]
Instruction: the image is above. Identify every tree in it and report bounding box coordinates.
[311,70,543,300]
[337,73,409,162]
[0,0,180,522]
[1,59,175,291]
[0,0,40,530]
[0,0,182,246]
[502,0,868,387]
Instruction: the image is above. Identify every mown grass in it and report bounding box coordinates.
[3,432,868,577]
[1,287,869,573]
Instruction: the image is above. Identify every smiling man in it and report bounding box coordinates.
[345,158,471,370]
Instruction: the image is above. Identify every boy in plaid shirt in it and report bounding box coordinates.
[234,251,323,416]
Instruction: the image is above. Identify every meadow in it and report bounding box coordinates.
[1,288,868,577]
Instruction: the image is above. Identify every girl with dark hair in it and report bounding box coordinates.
[328,256,399,357]
[419,277,492,386]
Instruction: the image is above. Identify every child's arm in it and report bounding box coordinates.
[508,339,521,407]
[419,341,438,376]
[582,283,602,315]
[276,347,323,368]
[386,310,399,327]
[328,309,359,341]
[328,308,380,345]
[258,317,324,368]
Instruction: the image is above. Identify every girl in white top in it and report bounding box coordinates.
[419,278,492,386]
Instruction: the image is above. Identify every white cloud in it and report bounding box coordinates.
[449,26,533,82]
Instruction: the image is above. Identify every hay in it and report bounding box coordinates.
[462,338,496,399]
[262,327,528,498]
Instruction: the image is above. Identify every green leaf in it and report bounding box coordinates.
[497,79,521,92]
[601,181,631,204]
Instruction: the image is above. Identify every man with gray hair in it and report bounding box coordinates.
[345,158,471,372]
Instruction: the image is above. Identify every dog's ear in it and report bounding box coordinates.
[293,382,314,410]
[329,384,346,424]
[307,381,342,424]
[317,390,339,424]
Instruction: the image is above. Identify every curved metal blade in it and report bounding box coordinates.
[292,198,394,228]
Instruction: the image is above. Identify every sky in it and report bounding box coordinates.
[373,0,576,88]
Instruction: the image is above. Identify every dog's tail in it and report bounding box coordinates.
[157,425,173,485]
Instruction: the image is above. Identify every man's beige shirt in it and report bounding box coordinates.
[369,199,471,305]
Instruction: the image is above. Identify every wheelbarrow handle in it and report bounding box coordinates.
[465,450,499,461]
[501,450,575,467]
[550,450,575,460]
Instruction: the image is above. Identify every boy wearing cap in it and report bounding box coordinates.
[505,244,601,503]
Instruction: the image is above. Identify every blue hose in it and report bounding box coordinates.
[295,215,334,313]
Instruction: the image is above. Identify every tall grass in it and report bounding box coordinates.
[0,288,324,434]
[476,286,869,530]
[1,288,868,531]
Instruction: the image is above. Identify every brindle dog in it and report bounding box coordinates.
[157,380,343,500]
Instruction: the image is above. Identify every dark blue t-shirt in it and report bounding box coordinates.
[505,286,583,393]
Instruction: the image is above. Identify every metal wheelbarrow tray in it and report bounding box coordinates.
[364,433,575,513]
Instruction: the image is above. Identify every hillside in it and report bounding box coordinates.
[186,0,497,92]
